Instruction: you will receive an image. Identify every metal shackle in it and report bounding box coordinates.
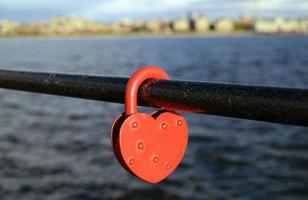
[125,66,170,115]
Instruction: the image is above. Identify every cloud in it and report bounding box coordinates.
[77,0,192,20]
[300,2,308,10]
[191,0,308,10]
[0,0,104,21]
[1,0,72,9]
[0,0,108,9]
[0,0,307,21]
[235,0,308,11]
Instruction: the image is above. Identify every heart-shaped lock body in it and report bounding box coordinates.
[111,66,189,183]
[111,110,188,183]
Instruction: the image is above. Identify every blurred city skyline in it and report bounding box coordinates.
[0,0,307,22]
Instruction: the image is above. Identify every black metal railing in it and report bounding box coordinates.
[0,69,307,127]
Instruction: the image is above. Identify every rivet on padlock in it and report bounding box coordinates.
[111,66,189,183]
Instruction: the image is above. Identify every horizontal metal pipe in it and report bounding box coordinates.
[0,69,307,127]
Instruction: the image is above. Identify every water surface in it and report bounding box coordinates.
[0,36,308,200]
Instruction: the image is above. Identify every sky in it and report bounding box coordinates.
[0,0,307,22]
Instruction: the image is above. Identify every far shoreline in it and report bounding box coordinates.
[0,32,307,40]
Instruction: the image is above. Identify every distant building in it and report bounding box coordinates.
[236,13,253,30]
[144,19,169,32]
[112,19,134,33]
[215,18,234,32]
[300,18,308,33]
[187,12,210,32]
[254,17,303,33]
[0,20,17,34]
[190,15,210,32]
[2,14,308,36]
[47,16,108,34]
[48,16,83,33]
[280,18,300,33]
[28,21,47,34]
[171,18,190,32]
[254,19,279,33]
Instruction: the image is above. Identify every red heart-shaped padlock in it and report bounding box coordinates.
[111,66,189,183]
